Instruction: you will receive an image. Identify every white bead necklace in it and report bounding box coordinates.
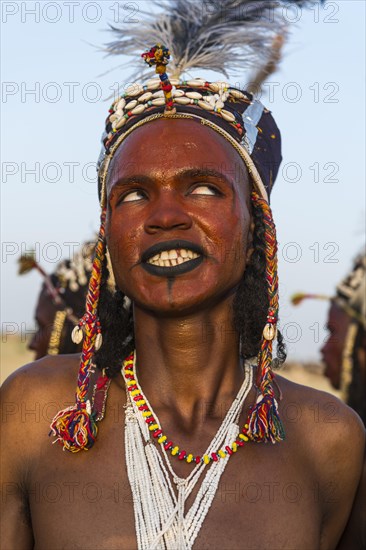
[123,353,253,550]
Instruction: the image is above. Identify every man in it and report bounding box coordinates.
[291,253,366,426]
[1,5,365,549]
[321,254,366,426]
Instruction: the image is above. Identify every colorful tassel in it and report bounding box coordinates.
[141,44,176,113]
[49,402,98,452]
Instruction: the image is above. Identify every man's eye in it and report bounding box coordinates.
[190,185,220,196]
[121,190,146,202]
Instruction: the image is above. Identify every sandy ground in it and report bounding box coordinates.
[1,336,34,384]
[1,336,341,401]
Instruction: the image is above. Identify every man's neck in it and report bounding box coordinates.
[132,297,244,424]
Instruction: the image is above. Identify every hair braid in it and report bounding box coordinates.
[246,192,285,443]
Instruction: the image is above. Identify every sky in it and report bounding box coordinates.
[1,0,365,362]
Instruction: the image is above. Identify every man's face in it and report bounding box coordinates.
[106,119,252,316]
[321,302,351,389]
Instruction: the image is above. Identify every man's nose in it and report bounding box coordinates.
[144,192,192,234]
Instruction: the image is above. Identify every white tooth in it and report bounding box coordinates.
[169,250,178,260]
[164,260,170,267]
[192,252,199,259]
[177,257,184,264]
[152,254,160,261]
[160,251,169,261]
[170,259,178,266]
[187,250,194,259]
[180,249,189,258]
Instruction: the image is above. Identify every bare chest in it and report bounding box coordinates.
[29,423,325,550]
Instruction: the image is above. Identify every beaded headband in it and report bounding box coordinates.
[98,70,282,203]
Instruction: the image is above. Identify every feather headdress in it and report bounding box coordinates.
[106,0,323,80]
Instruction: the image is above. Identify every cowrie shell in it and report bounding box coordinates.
[170,78,180,86]
[151,97,166,106]
[172,89,185,97]
[95,333,103,351]
[152,90,164,98]
[125,83,143,96]
[229,88,245,100]
[198,100,214,111]
[138,91,153,103]
[116,98,126,110]
[209,81,229,93]
[131,104,146,115]
[187,79,206,88]
[125,99,138,110]
[115,117,127,129]
[174,97,191,105]
[263,324,277,341]
[71,326,83,344]
[186,91,202,100]
[221,109,236,122]
[146,79,161,90]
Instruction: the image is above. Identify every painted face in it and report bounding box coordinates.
[28,285,58,360]
[106,119,252,316]
[321,302,351,389]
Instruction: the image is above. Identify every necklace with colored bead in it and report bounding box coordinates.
[122,351,253,466]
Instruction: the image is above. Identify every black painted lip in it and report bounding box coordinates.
[141,239,205,263]
[142,255,204,277]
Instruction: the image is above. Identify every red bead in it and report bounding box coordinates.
[237,440,244,447]
[133,395,143,401]
[138,405,149,411]
[153,429,162,438]
[145,417,155,424]
[195,456,201,464]
[127,385,137,392]
[164,441,173,450]
[178,451,186,460]
[225,446,233,456]
[211,453,218,462]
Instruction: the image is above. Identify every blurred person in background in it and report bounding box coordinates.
[18,242,96,359]
[292,252,366,426]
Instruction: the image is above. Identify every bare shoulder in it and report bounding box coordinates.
[1,355,80,456]
[1,354,80,402]
[276,374,365,543]
[277,374,365,448]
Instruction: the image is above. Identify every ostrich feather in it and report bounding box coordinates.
[105,0,324,80]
